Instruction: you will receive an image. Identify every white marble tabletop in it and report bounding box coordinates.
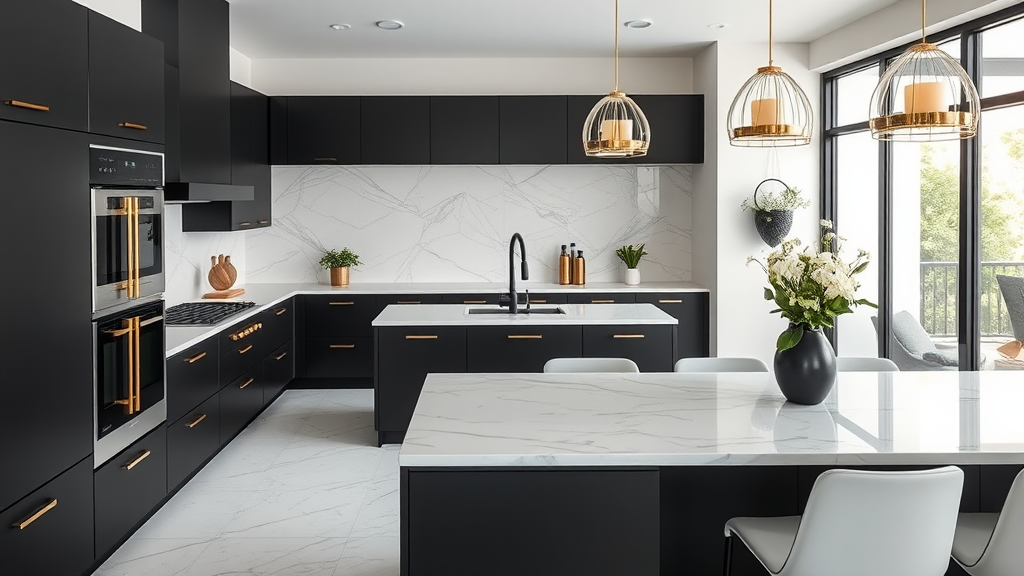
[372,303,678,326]
[399,371,1024,468]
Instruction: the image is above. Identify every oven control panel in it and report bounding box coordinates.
[89,145,164,187]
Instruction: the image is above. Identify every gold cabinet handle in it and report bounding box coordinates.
[274,307,288,316]
[329,301,355,306]
[229,323,262,341]
[4,99,50,112]
[238,344,254,354]
[125,450,151,470]
[239,377,255,389]
[405,335,438,340]
[463,300,487,304]
[186,414,207,428]
[592,299,615,303]
[613,334,646,339]
[185,351,207,364]
[258,220,269,225]
[314,157,337,161]
[508,334,543,339]
[134,317,142,412]
[530,299,547,304]
[330,344,356,349]
[239,221,252,227]
[658,299,683,304]
[13,499,57,530]
[118,122,148,130]
[397,300,421,304]
[275,351,288,360]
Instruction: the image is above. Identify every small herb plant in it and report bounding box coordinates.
[319,247,361,269]
[615,244,648,269]
[741,185,809,213]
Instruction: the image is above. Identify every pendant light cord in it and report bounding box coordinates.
[921,0,927,43]
[614,0,619,92]
[768,0,774,66]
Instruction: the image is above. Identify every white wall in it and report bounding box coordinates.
[71,0,139,30]
[691,43,720,355]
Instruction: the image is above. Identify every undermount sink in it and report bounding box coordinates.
[466,307,565,315]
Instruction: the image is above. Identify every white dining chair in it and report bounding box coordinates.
[951,468,1024,576]
[723,466,964,576]
[836,357,900,372]
[674,357,769,373]
[542,357,640,373]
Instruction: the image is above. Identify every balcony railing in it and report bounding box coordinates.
[920,261,1024,337]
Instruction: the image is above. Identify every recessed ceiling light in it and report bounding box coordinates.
[623,19,652,29]
[376,20,404,30]
[329,23,351,31]
[707,23,728,30]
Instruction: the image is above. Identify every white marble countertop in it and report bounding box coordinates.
[399,371,1024,468]
[166,281,703,356]
[372,303,678,326]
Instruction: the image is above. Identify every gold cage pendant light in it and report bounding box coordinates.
[727,0,813,147]
[868,0,980,141]
[582,0,650,158]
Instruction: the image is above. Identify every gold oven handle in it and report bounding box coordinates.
[133,316,142,412]
[133,197,142,298]
[13,499,57,530]
[125,197,136,299]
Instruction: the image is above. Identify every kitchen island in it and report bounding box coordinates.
[398,371,1024,576]
[372,303,679,445]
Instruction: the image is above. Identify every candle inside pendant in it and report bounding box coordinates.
[751,98,778,126]
[600,119,633,141]
[904,81,947,114]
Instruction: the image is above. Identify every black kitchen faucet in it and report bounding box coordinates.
[507,232,529,314]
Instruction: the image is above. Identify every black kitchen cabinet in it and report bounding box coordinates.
[567,94,704,164]
[430,96,499,164]
[166,340,219,424]
[166,394,220,490]
[285,96,361,164]
[499,96,567,164]
[219,365,264,443]
[582,324,676,372]
[441,293,504,305]
[0,122,92,513]
[304,295,377,338]
[375,326,468,444]
[95,425,167,557]
[361,96,430,164]
[376,294,445,307]
[299,295,378,381]
[269,97,288,164]
[261,298,294,352]
[264,341,295,403]
[525,293,568,305]
[88,11,165,143]
[220,316,265,386]
[0,0,88,132]
[305,337,374,378]
[565,292,636,304]
[636,292,710,358]
[466,325,582,373]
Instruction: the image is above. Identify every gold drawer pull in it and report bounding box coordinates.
[14,499,57,529]
[464,300,487,304]
[275,351,289,361]
[397,300,421,304]
[238,221,252,227]
[530,299,547,304]
[613,334,646,339]
[258,219,269,225]
[240,377,255,389]
[4,99,49,112]
[125,450,151,470]
[658,299,683,304]
[329,301,355,306]
[186,414,207,428]
[314,157,337,162]
[330,344,356,349]
[405,335,438,340]
[185,351,207,364]
[592,299,615,303]
[238,344,254,354]
[508,334,543,339]
[274,307,288,316]
[118,121,148,130]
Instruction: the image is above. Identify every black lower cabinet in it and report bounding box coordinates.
[264,341,295,403]
[95,425,167,558]
[167,394,221,491]
[0,456,93,576]
[166,340,219,424]
[565,293,636,304]
[219,365,264,443]
[466,325,582,373]
[582,324,675,372]
[304,337,373,378]
[636,292,710,358]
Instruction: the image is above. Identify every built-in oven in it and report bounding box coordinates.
[94,300,166,468]
[91,145,165,315]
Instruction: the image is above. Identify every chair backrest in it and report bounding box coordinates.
[836,357,900,372]
[996,275,1024,341]
[673,357,769,373]
[972,468,1024,574]
[781,466,964,576]
[542,357,640,373]
[891,310,939,355]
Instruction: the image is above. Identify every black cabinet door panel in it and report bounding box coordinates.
[167,340,219,423]
[219,365,265,443]
[95,426,167,557]
[0,0,88,131]
[287,96,360,164]
[167,394,220,490]
[440,293,504,305]
[565,292,636,304]
[361,96,430,164]
[261,297,294,352]
[636,292,709,358]
[525,292,568,305]
[624,95,704,164]
[582,324,675,372]
[305,337,373,378]
[430,96,499,164]
[220,318,265,386]
[499,96,567,164]
[376,327,467,431]
[375,294,444,307]
[304,294,378,338]
[466,325,582,373]
[264,341,295,403]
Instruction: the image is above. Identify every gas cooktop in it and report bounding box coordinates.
[165,301,257,326]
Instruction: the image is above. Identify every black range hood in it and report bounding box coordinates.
[142,0,252,203]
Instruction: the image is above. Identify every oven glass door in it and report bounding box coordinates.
[96,301,165,440]
[94,191,163,288]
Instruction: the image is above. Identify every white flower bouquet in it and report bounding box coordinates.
[748,220,877,351]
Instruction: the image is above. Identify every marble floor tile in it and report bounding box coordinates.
[189,537,347,576]
[93,538,212,576]
[331,534,400,576]
[133,487,268,539]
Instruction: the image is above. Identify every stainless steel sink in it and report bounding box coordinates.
[466,307,565,315]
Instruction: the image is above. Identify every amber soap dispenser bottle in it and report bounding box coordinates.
[558,245,571,285]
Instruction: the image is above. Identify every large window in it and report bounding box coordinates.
[822,6,1024,371]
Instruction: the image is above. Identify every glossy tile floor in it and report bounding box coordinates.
[93,390,400,576]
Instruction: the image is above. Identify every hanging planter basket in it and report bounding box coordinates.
[751,178,794,247]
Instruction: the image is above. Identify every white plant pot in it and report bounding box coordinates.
[624,268,640,286]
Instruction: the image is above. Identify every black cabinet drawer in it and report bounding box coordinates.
[375,294,444,308]
[304,294,377,338]
[376,327,467,433]
[166,340,219,423]
[261,298,294,352]
[635,293,709,358]
[167,394,220,491]
[0,457,93,576]
[466,325,582,373]
[565,293,636,304]
[220,318,265,385]
[95,425,167,557]
[582,324,675,372]
[219,365,264,443]
[305,337,373,378]
[525,293,568,305]
[264,341,294,404]
[440,293,503,305]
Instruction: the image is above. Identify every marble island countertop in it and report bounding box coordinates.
[399,371,1024,468]
[372,303,677,326]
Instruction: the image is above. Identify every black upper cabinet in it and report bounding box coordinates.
[88,11,165,143]
[269,97,288,164]
[0,122,92,513]
[0,0,88,132]
[286,96,361,164]
[567,94,704,164]
[430,96,499,165]
[499,96,567,164]
[361,96,430,164]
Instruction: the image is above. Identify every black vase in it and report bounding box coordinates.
[773,327,837,405]
[754,209,793,247]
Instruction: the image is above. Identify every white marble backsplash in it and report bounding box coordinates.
[164,204,247,305]
[246,165,693,284]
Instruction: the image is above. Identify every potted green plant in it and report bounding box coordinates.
[319,247,361,287]
[615,243,648,286]
[741,179,809,247]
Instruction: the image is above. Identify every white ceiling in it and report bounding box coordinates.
[227,0,901,59]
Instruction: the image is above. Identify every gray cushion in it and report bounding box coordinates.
[997,275,1024,341]
[923,349,959,367]
[892,310,937,355]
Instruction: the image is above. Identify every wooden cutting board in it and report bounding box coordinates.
[203,288,246,299]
